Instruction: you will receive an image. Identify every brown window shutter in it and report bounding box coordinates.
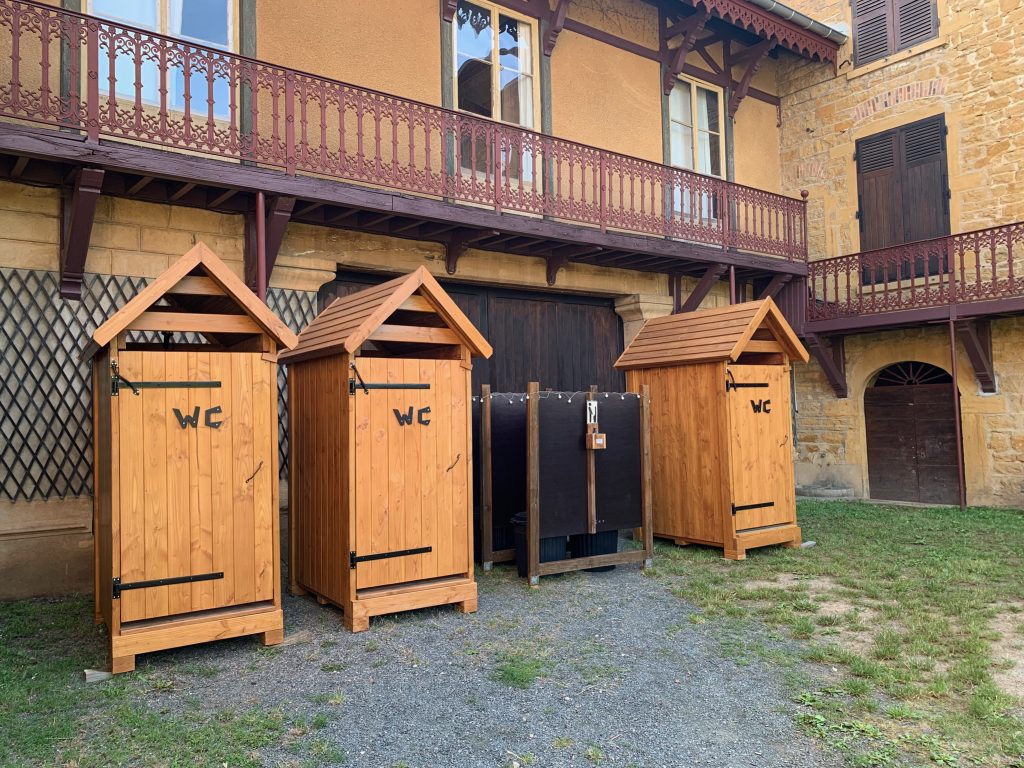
[856,130,903,253]
[853,0,894,66]
[894,0,938,50]
[899,115,949,242]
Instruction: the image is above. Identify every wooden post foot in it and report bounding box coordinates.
[289,583,308,597]
[344,612,370,633]
[260,628,284,646]
[723,549,746,561]
[456,597,478,614]
[316,594,328,605]
[110,654,135,675]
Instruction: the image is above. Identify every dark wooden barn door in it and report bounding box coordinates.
[856,115,950,252]
[320,274,624,392]
[864,362,959,504]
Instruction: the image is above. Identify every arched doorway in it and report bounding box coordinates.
[864,362,960,504]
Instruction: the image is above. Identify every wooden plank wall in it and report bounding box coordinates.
[626,363,730,546]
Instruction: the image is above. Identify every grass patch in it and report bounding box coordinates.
[652,500,1024,766]
[491,648,551,689]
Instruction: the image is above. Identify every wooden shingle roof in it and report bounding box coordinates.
[614,298,808,370]
[279,266,492,364]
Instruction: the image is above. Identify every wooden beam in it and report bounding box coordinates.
[398,295,436,313]
[551,243,603,259]
[207,188,239,208]
[728,40,773,118]
[9,155,29,179]
[757,273,792,300]
[168,181,197,202]
[418,221,460,239]
[805,333,847,398]
[679,264,727,312]
[956,319,996,394]
[168,276,226,297]
[388,218,425,235]
[326,207,360,225]
[663,10,709,93]
[126,175,153,195]
[59,167,104,300]
[293,201,324,218]
[369,324,459,345]
[128,311,261,335]
[544,0,571,56]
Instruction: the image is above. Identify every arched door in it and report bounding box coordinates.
[864,362,959,504]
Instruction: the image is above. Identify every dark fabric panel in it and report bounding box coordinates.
[593,395,643,531]
[488,397,528,546]
[537,396,588,538]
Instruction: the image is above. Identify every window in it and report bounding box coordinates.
[454,1,535,128]
[668,78,724,220]
[852,0,938,67]
[90,0,236,118]
[453,1,537,180]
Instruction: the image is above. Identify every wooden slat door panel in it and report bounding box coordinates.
[857,130,903,253]
[727,365,795,531]
[353,358,469,590]
[865,383,957,504]
[117,351,275,623]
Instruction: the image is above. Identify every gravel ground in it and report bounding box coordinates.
[138,564,841,768]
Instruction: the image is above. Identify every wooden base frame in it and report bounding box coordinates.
[298,575,477,633]
[109,602,284,673]
[523,382,655,586]
[478,384,516,570]
[660,522,802,561]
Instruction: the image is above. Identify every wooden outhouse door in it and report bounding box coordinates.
[351,358,470,590]
[116,350,277,623]
[726,364,795,531]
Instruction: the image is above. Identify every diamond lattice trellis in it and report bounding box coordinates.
[0,268,316,501]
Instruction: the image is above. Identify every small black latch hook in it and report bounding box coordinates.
[349,362,369,395]
[110,361,140,396]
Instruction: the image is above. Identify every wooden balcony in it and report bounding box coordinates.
[0,0,808,300]
[807,221,1024,333]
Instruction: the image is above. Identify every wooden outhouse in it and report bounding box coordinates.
[86,243,298,673]
[280,267,492,632]
[614,299,809,560]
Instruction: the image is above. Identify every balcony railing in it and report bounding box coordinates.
[0,0,808,261]
[807,221,1024,322]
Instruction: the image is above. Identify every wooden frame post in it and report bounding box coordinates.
[526,381,541,587]
[640,383,654,569]
[586,385,598,534]
[479,384,494,570]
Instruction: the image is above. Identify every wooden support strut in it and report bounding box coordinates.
[727,40,773,118]
[805,333,848,398]
[245,194,295,293]
[662,9,709,94]
[955,319,996,394]
[59,167,105,300]
[544,0,571,56]
[757,273,792,300]
[678,264,727,313]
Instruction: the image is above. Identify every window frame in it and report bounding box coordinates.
[87,0,239,52]
[451,0,541,131]
[667,75,726,179]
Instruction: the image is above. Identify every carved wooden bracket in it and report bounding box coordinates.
[545,254,568,286]
[805,333,848,398]
[956,319,996,394]
[662,9,709,94]
[244,195,295,289]
[757,273,792,300]
[544,0,571,56]
[442,0,459,23]
[678,264,727,313]
[59,167,105,300]
[727,40,773,118]
[445,233,467,275]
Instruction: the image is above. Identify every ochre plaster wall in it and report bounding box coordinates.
[794,321,1024,508]
[255,0,442,105]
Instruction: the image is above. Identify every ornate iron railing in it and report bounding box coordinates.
[807,221,1024,321]
[0,0,808,261]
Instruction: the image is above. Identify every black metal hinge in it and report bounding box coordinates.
[726,381,769,392]
[349,547,432,569]
[348,361,430,395]
[731,501,775,516]
[112,571,224,599]
[111,361,221,396]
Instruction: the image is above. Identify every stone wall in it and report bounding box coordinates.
[777,0,1024,260]
[793,319,1024,508]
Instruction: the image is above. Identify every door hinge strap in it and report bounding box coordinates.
[111,361,221,396]
[732,501,775,516]
[112,571,224,599]
[350,546,432,569]
[348,379,431,395]
[726,381,769,392]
